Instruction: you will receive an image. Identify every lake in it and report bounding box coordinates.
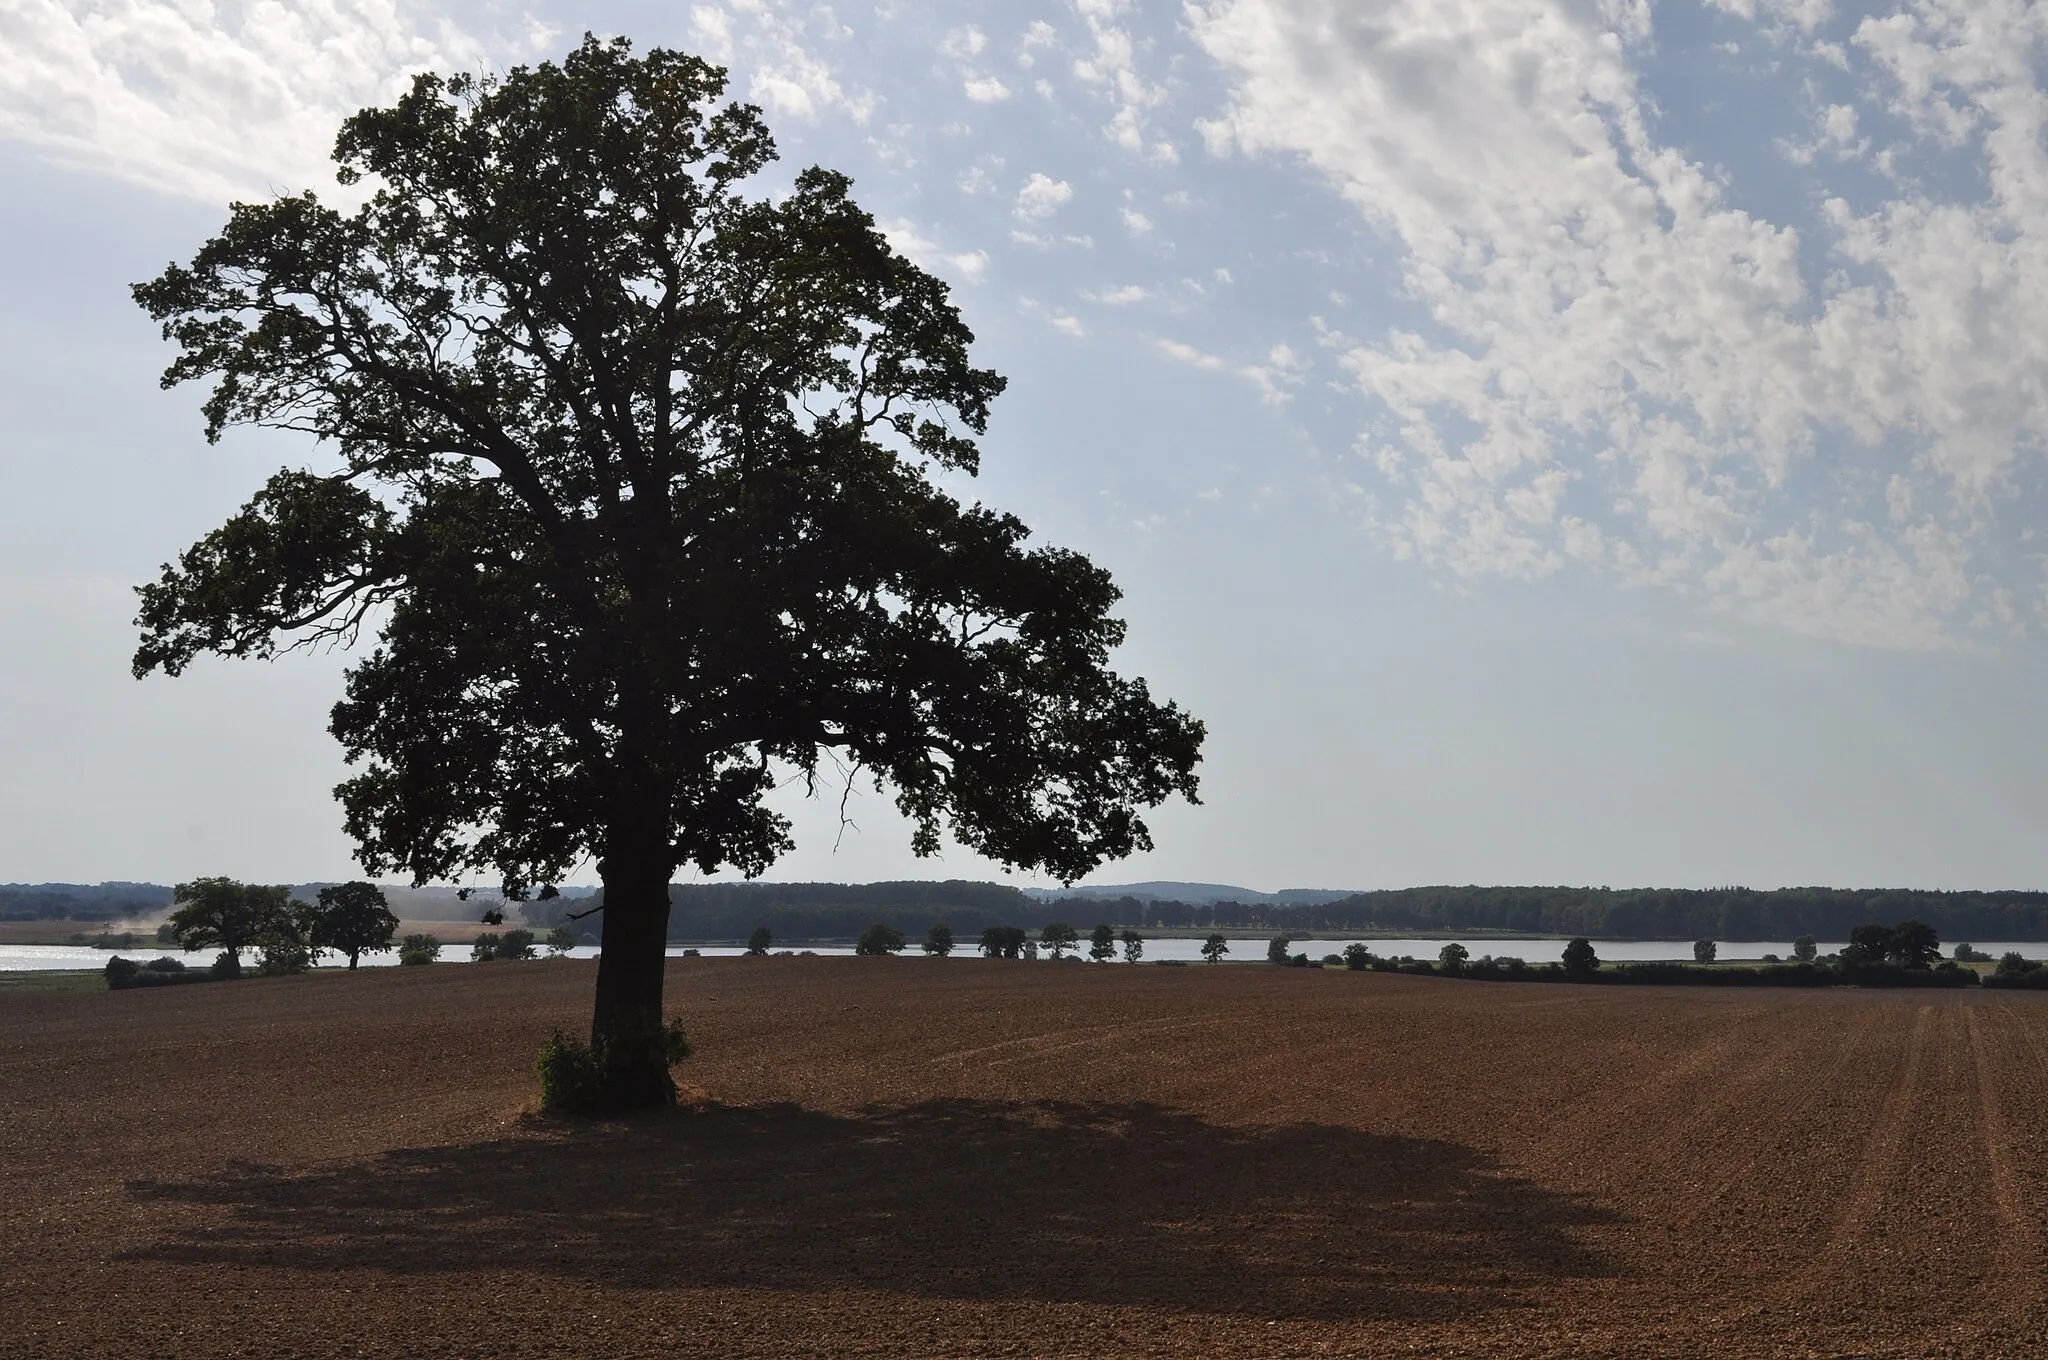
[10,936,2048,972]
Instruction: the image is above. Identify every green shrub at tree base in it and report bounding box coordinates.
[537,1018,693,1116]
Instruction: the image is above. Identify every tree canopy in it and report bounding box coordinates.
[311,881,399,969]
[131,37,1202,1107]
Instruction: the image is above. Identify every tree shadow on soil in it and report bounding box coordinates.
[126,1100,1619,1323]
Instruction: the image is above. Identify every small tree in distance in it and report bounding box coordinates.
[311,881,399,970]
[168,878,292,977]
[1438,941,1469,975]
[1561,937,1599,979]
[398,933,441,965]
[546,924,577,956]
[1793,935,1818,962]
[980,925,1026,958]
[1266,935,1292,964]
[1343,942,1374,970]
[1201,933,1229,964]
[1693,938,1717,964]
[1089,923,1116,962]
[1040,922,1078,959]
[746,926,772,956]
[856,923,906,956]
[1120,928,1143,963]
[924,922,955,956]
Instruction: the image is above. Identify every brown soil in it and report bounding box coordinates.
[4,960,2046,1358]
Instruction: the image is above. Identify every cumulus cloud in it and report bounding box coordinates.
[688,0,874,125]
[1070,0,1171,159]
[1190,0,2048,648]
[1014,171,1074,220]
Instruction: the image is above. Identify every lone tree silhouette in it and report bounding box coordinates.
[311,881,399,969]
[130,37,1203,1110]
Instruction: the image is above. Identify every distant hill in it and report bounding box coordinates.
[1023,882,1357,906]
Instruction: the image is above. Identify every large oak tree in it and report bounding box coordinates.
[132,37,1204,1107]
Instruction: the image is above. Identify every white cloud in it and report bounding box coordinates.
[1189,0,2048,648]
[0,0,503,202]
[1050,312,1086,336]
[1156,335,1303,405]
[941,25,988,59]
[1014,172,1074,220]
[880,218,987,284]
[1070,0,1170,157]
[1018,19,1058,66]
[1121,205,1153,234]
[1086,284,1149,305]
[963,74,1012,102]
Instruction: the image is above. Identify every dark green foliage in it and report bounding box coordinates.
[746,926,772,956]
[1844,919,1940,969]
[536,1018,693,1116]
[496,928,536,960]
[168,878,295,975]
[923,922,955,956]
[1342,943,1374,971]
[1039,922,1078,959]
[1437,942,1469,975]
[1889,919,1941,968]
[546,924,577,955]
[105,955,214,990]
[259,935,315,976]
[1793,934,1818,962]
[311,881,398,969]
[1088,923,1116,962]
[1953,942,1989,962]
[1200,933,1228,963]
[1266,935,1292,964]
[1985,954,2048,989]
[1119,927,1143,963]
[979,925,1026,958]
[855,923,906,956]
[1561,938,1599,978]
[131,35,1203,1108]
[398,933,442,965]
[1693,939,1716,964]
[471,933,503,962]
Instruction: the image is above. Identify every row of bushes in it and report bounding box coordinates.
[104,955,219,988]
[1318,934,1989,988]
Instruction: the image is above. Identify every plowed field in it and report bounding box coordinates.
[4,958,2046,1358]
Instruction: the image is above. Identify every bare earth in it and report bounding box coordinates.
[4,959,2046,1358]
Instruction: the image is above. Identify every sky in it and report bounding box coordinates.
[5,0,2048,892]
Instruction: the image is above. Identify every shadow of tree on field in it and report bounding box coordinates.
[126,1100,1619,1323]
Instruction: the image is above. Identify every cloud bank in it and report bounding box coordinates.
[1192,0,2048,647]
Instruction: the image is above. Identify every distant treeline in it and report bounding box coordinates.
[537,880,1042,943]
[1123,886,2048,942]
[552,882,2048,944]
[0,882,174,922]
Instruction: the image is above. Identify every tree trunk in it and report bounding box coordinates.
[591,854,676,1109]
